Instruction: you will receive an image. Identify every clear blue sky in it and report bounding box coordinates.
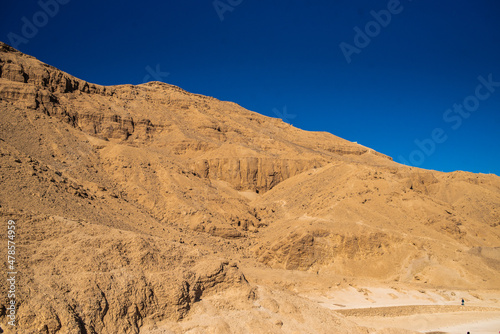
[1,0,499,175]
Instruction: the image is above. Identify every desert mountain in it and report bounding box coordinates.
[0,41,499,333]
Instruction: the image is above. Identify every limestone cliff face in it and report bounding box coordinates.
[255,228,409,275]
[192,157,324,192]
[0,42,107,94]
[0,81,158,142]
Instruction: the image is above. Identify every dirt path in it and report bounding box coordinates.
[303,286,500,333]
[348,311,500,334]
[335,305,498,317]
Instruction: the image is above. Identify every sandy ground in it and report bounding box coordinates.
[427,317,500,334]
[349,311,500,333]
[302,286,500,334]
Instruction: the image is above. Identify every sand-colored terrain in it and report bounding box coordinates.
[0,41,499,333]
[309,286,500,333]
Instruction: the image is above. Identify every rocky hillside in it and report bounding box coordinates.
[0,41,499,333]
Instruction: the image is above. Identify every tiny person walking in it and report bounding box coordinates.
[461,298,465,306]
